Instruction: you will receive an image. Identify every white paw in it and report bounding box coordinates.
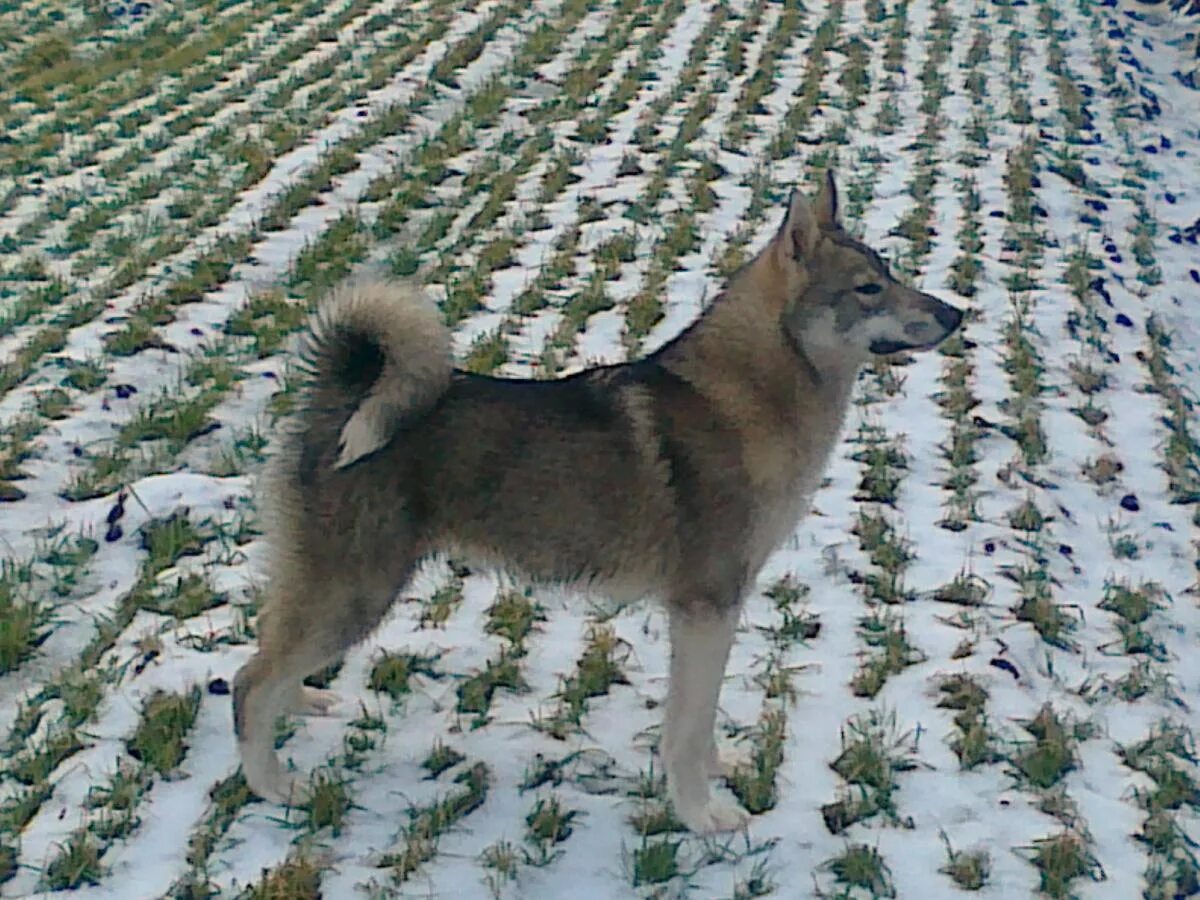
[248,765,308,806]
[671,788,751,835]
[291,686,340,716]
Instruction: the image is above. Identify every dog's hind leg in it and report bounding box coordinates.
[232,561,415,804]
[661,601,750,835]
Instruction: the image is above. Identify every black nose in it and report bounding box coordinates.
[935,302,964,333]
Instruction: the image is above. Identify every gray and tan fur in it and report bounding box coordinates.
[232,171,963,834]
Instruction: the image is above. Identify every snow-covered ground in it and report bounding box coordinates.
[0,0,1198,896]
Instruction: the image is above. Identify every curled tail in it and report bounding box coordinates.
[300,279,452,468]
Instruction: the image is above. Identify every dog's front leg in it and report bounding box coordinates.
[661,602,750,834]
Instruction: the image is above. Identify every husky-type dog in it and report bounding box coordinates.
[232,171,962,834]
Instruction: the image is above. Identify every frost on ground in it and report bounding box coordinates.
[0,0,1199,897]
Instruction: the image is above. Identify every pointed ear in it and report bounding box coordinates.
[777,188,819,260]
[815,169,839,226]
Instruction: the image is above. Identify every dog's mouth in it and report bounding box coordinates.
[869,339,915,355]
[871,304,964,356]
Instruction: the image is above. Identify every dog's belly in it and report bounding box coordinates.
[436,508,675,595]
[528,577,656,618]
[439,537,664,616]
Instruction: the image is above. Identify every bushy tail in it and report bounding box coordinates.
[300,279,452,469]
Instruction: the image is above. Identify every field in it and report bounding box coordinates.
[1,0,1199,896]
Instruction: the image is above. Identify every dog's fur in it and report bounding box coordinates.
[232,172,963,834]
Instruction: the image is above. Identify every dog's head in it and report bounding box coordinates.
[773,171,963,363]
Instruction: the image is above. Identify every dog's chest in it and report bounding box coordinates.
[747,404,848,555]
[752,455,822,550]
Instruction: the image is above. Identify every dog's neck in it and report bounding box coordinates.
[785,326,866,389]
[659,294,858,415]
[655,291,861,506]
[781,320,834,390]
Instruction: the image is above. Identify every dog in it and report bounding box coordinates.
[232,171,963,834]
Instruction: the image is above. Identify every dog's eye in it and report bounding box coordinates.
[855,283,882,295]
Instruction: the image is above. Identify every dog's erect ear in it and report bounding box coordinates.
[778,188,820,260]
[815,169,839,227]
